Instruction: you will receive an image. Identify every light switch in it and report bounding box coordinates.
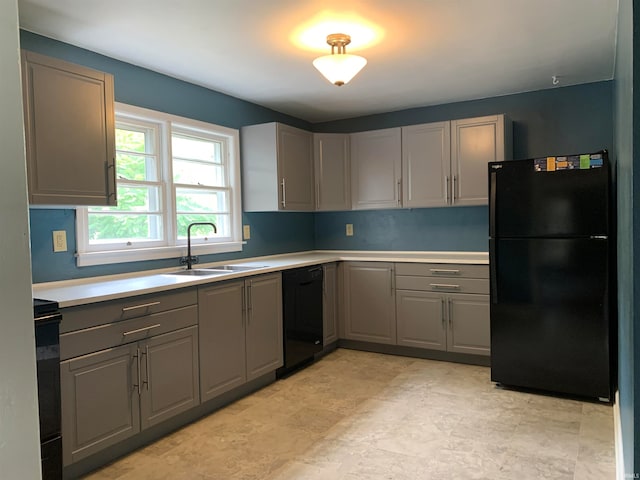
[53,230,67,252]
[346,224,354,236]
[243,225,251,240]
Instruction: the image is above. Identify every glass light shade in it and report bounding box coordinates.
[313,53,367,86]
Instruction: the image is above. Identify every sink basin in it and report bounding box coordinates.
[167,269,230,276]
[214,265,266,272]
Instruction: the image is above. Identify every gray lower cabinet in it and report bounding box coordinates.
[343,262,396,344]
[60,325,199,465]
[396,290,447,350]
[323,262,338,345]
[199,272,283,403]
[447,294,490,355]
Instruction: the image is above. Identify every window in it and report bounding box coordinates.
[76,103,242,266]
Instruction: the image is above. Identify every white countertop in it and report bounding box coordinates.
[33,250,488,308]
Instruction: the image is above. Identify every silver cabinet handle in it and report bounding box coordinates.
[445,176,450,204]
[316,181,320,208]
[144,345,150,390]
[441,298,446,328]
[396,179,401,206]
[133,347,141,395]
[452,175,457,202]
[280,178,286,208]
[106,160,116,200]
[448,299,453,326]
[122,324,161,337]
[122,301,160,312]
[430,283,461,290]
[247,281,253,323]
[430,269,461,275]
[241,283,246,313]
[390,268,395,294]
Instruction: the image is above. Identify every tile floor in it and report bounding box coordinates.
[84,348,615,480]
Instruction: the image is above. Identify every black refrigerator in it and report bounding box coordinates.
[488,151,615,401]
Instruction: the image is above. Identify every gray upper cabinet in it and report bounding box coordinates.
[350,128,402,210]
[314,133,351,211]
[343,262,396,344]
[323,262,339,345]
[241,122,314,211]
[245,273,284,381]
[21,50,116,206]
[450,114,511,206]
[198,280,247,402]
[401,121,451,208]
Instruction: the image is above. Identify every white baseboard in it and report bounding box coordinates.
[614,390,624,480]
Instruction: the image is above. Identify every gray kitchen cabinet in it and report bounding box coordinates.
[450,114,511,206]
[60,289,199,466]
[401,121,451,208]
[198,281,247,402]
[245,273,284,380]
[396,290,447,350]
[323,262,338,345]
[21,50,116,206]
[395,263,490,356]
[350,128,402,210]
[343,262,396,344]
[198,272,283,401]
[314,133,351,211]
[241,122,314,211]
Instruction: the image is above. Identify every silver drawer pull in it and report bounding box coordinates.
[122,301,160,312]
[430,283,461,290]
[429,269,461,275]
[122,324,161,336]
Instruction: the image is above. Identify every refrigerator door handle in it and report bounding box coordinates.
[489,238,498,304]
[489,169,497,238]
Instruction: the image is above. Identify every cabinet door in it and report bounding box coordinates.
[139,326,200,430]
[246,273,284,381]
[21,50,116,206]
[351,128,402,210]
[402,122,451,207]
[278,124,314,211]
[60,344,139,466]
[198,281,247,402]
[314,133,351,211]
[396,290,447,350]
[451,115,506,206]
[323,263,339,345]
[343,262,396,344]
[447,294,490,356]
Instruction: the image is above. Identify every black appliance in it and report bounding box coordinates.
[489,151,615,401]
[277,266,323,378]
[34,298,63,480]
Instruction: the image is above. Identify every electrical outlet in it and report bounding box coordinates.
[53,230,67,252]
[243,225,251,240]
[346,224,354,236]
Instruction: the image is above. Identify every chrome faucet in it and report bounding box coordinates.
[180,222,217,269]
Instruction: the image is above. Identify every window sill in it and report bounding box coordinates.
[76,242,243,267]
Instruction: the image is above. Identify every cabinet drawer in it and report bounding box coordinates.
[395,263,489,279]
[61,305,197,361]
[61,288,197,334]
[395,276,489,294]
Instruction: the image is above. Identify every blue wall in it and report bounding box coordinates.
[24,31,614,283]
[314,82,613,251]
[614,0,639,475]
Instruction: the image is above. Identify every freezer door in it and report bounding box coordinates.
[490,237,611,399]
[489,159,609,238]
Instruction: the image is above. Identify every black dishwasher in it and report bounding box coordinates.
[277,266,323,377]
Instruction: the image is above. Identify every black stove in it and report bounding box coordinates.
[33,298,62,480]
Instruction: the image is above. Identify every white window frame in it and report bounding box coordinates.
[76,103,242,267]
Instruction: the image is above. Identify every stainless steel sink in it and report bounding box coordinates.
[167,269,230,276]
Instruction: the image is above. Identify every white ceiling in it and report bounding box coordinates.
[17,0,619,123]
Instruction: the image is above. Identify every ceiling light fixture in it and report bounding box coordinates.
[313,33,367,86]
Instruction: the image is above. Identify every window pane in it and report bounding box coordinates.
[173,159,224,186]
[172,135,221,163]
[88,213,163,242]
[176,188,228,213]
[116,153,158,181]
[116,127,153,154]
[176,214,220,239]
[91,186,161,213]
